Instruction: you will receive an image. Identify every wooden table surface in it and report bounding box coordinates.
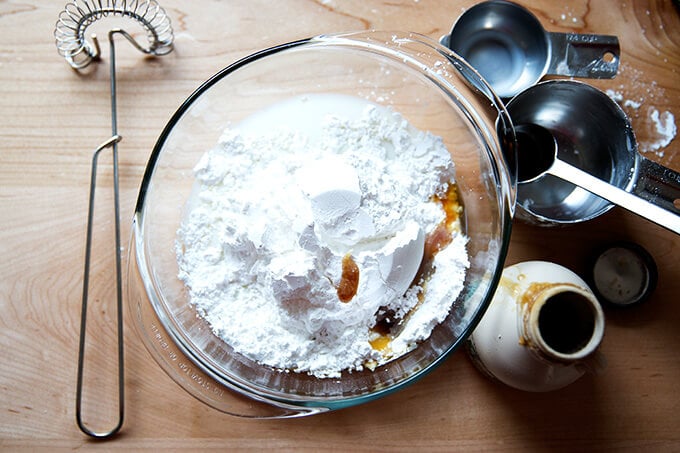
[2,0,679,450]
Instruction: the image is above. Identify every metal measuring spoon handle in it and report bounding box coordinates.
[633,157,680,215]
[546,33,620,79]
[516,124,680,235]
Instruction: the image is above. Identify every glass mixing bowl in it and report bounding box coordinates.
[127,31,516,417]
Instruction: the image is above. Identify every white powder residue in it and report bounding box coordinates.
[176,95,469,378]
[556,7,584,26]
[605,66,677,159]
[646,108,676,153]
[624,99,642,110]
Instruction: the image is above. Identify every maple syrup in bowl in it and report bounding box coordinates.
[127,31,516,417]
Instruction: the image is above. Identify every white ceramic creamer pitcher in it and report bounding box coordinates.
[467,261,605,392]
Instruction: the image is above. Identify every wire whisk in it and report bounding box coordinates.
[54,0,174,439]
[55,0,174,69]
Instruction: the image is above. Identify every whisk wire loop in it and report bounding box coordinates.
[55,0,174,69]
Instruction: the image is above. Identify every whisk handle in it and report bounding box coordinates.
[75,134,124,439]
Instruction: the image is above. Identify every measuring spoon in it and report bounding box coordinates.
[441,0,620,98]
[507,80,680,230]
[515,123,680,235]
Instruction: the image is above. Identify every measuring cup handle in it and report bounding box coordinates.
[633,156,680,215]
[546,32,620,79]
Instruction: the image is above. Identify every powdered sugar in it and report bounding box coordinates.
[605,63,677,158]
[176,95,469,378]
[608,86,677,157]
[647,108,676,153]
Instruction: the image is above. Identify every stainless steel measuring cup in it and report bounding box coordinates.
[506,80,680,234]
[441,0,620,99]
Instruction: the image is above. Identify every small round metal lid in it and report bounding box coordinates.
[590,242,658,307]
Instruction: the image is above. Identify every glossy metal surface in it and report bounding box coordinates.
[508,80,680,232]
[442,0,619,98]
[514,123,680,234]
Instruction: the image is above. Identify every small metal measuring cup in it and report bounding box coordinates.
[507,80,680,234]
[441,0,620,98]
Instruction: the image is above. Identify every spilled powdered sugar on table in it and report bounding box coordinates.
[606,62,677,159]
[175,94,469,378]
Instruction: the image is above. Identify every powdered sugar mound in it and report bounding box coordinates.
[390,234,468,355]
[176,95,468,378]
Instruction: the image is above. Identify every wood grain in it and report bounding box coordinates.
[1,0,679,450]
